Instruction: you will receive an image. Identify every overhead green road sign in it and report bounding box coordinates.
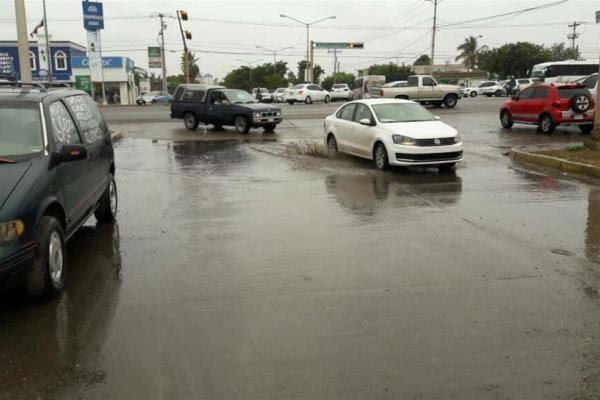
[314,42,364,49]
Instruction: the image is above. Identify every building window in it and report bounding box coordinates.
[29,51,36,71]
[54,51,67,71]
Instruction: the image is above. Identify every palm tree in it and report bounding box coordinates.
[455,36,479,71]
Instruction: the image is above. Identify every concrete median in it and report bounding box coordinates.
[510,146,600,180]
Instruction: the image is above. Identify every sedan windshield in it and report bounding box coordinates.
[0,103,44,157]
[372,103,436,123]
[224,89,256,104]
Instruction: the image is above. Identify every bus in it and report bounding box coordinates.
[531,60,599,83]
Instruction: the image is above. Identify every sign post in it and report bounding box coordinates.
[147,47,162,69]
[82,1,105,104]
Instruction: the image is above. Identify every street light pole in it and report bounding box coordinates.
[255,46,293,73]
[14,0,32,82]
[280,14,336,83]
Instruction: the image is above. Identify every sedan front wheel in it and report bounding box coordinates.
[374,143,389,171]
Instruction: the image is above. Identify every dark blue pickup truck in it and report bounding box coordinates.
[170,84,283,134]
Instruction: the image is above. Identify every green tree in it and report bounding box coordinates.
[367,63,413,82]
[548,42,579,61]
[297,60,325,84]
[181,51,200,82]
[166,74,185,93]
[413,54,431,66]
[455,36,480,71]
[321,72,356,91]
[477,42,552,79]
[222,61,289,91]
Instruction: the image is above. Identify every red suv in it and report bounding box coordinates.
[499,83,594,134]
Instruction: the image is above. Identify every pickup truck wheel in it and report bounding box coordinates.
[470,91,477,97]
[500,110,514,129]
[184,113,199,131]
[235,116,250,134]
[95,174,118,223]
[26,216,66,298]
[444,94,458,108]
[263,124,276,133]
[305,96,313,105]
[494,90,502,97]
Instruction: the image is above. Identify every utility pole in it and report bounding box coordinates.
[310,40,315,83]
[427,0,439,71]
[567,21,581,51]
[158,13,167,91]
[42,0,52,83]
[14,0,32,82]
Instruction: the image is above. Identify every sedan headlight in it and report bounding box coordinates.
[454,134,462,143]
[392,134,416,145]
[253,112,261,118]
[0,219,24,243]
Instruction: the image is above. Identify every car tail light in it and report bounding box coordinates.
[552,100,561,108]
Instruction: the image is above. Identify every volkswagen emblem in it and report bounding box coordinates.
[434,138,441,145]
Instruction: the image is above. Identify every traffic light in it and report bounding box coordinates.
[179,10,188,21]
[349,43,364,49]
[185,31,192,40]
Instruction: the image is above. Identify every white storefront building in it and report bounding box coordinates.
[71,56,137,105]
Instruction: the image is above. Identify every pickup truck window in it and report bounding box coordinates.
[174,87,184,101]
[222,89,256,104]
[422,77,436,86]
[407,77,419,87]
[182,90,206,102]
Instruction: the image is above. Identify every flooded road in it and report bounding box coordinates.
[2,101,600,399]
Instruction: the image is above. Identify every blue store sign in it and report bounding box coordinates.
[72,56,123,68]
[82,1,104,30]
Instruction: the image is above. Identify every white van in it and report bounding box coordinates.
[353,75,386,100]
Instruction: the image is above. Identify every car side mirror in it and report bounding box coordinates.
[53,144,88,164]
[359,118,374,126]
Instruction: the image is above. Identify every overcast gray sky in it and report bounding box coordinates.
[1,0,599,80]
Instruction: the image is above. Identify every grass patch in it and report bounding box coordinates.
[536,146,600,168]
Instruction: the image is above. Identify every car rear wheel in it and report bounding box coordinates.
[184,113,199,131]
[374,143,389,171]
[579,124,593,134]
[538,114,556,134]
[235,116,250,134]
[305,96,312,105]
[327,135,338,158]
[95,174,118,223]
[500,110,514,129]
[26,216,66,298]
[444,94,458,108]
[494,90,502,97]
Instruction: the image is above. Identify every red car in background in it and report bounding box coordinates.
[499,83,594,134]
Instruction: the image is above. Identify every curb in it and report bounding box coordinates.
[510,146,600,180]
[110,131,124,142]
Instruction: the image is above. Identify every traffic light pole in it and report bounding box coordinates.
[177,11,190,84]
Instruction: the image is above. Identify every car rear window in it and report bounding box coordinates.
[332,84,346,89]
[558,87,588,98]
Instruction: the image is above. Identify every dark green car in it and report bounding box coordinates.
[0,83,117,297]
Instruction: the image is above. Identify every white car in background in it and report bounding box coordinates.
[286,84,331,104]
[514,78,538,93]
[462,81,500,98]
[579,73,597,99]
[330,83,353,101]
[324,99,463,171]
[273,87,287,103]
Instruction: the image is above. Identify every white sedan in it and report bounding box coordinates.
[286,84,331,104]
[324,99,463,171]
[330,83,353,101]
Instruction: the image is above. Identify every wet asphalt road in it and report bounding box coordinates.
[2,98,600,399]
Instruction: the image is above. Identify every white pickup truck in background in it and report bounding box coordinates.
[374,75,462,108]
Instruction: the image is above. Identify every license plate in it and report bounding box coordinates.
[268,118,274,122]
[574,114,584,120]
